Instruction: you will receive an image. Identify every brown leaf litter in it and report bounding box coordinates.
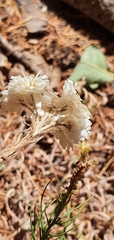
[0,0,114,239]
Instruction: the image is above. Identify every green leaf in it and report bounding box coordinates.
[81,45,107,69]
[70,46,114,88]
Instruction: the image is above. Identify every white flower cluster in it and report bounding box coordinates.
[0,74,91,149]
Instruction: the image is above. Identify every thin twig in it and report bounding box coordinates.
[99,156,114,176]
[0,34,44,73]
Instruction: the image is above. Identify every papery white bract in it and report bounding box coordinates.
[9,73,49,93]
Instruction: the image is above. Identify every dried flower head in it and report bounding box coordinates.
[49,80,91,149]
[0,73,49,113]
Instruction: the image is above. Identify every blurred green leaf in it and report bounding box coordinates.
[70,45,114,88]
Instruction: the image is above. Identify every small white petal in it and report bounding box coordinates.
[37,108,45,117]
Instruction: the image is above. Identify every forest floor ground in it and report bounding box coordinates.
[0,0,114,239]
